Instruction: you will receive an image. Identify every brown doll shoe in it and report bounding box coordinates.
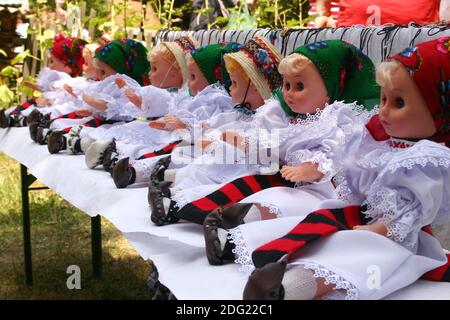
[112,157,136,188]
[47,130,67,154]
[148,178,179,226]
[203,210,237,265]
[26,109,42,125]
[243,260,287,300]
[150,155,172,182]
[36,126,51,145]
[0,109,11,128]
[102,139,118,173]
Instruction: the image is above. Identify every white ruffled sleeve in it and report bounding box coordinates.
[362,141,450,250]
[36,67,71,92]
[171,84,234,130]
[281,101,366,182]
[137,85,175,117]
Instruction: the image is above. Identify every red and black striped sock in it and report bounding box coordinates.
[176,173,294,224]
[137,140,182,160]
[54,112,85,121]
[251,207,450,282]
[10,98,37,116]
[251,206,370,268]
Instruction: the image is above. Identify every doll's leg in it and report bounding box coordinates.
[47,125,88,154]
[85,139,115,169]
[243,261,333,300]
[203,204,270,265]
[174,173,294,225]
[113,155,173,189]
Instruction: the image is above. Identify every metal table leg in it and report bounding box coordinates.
[91,215,102,279]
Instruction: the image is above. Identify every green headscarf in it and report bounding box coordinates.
[191,42,241,93]
[95,39,150,85]
[277,40,380,116]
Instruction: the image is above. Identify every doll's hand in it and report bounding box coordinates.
[353,223,388,237]
[63,83,77,98]
[125,88,142,108]
[280,162,324,183]
[149,119,166,129]
[23,81,40,92]
[75,109,93,117]
[221,130,245,150]
[195,137,213,150]
[83,95,107,111]
[163,115,187,130]
[35,97,51,106]
[115,77,126,89]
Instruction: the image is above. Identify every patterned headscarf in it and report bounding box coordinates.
[191,42,240,92]
[95,39,150,85]
[51,33,87,77]
[389,37,450,145]
[224,36,283,101]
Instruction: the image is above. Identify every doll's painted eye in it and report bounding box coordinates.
[191,73,195,80]
[395,98,405,108]
[297,82,304,91]
[285,82,291,91]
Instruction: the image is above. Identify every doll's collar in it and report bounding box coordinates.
[235,103,256,116]
[166,87,179,93]
[387,137,417,149]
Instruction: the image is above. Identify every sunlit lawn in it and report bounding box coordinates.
[0,153,151,299]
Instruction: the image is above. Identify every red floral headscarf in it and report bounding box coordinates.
[389,37,450,146]
[51,33,86,77]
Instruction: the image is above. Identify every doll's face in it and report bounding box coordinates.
[282,63,329,114]
[228,70,262,109]
[149,53,183,89]
[48,53,72,74]
[94,59,117,80]
[378,65,436,140]
[187,58,209,96]
[82,51,97,79]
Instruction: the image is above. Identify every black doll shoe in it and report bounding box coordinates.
[243,260,287,300]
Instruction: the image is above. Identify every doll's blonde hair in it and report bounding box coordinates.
[223,55,250,82]
[278,53,312,76]
[376,60,403,89]
[148,43,180,70]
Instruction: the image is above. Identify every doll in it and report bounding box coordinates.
[146,36,290,226]
[27,43,101,141]
[197,40,381,264]
[108,42,238,188]
[0,33,85,128]
[80,37,203,171]
[43,38,151,154]
[236,37,449,300]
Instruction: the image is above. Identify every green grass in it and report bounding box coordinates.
[0,153,151,299]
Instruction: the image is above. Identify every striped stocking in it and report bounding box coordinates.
[176,173,294,224]
[252,206,450,282]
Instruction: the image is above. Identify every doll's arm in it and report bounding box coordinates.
[361,152,450,247]
[23,81,41,92]
[280,162,325,183]
[138,86,172,117]
[125,88,142,108]
[149,115,187,131]
[82,95,108,112]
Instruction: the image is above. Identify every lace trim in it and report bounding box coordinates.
[257,202,283,218]
[131,159,155,180]
[356,142,450,171]
[333,172,361,205]
[285,150,334,181]
[227,227,255,274]
[170,186,188,209]
[299,262,359,300]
